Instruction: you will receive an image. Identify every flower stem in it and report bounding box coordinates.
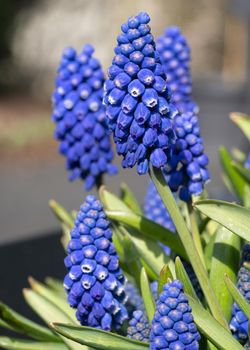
[150,166,228,329]
[187,201,206,269]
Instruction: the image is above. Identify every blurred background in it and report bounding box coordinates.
[1,0,250,245]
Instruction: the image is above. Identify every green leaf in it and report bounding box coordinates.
[224,274,250,320]
[120,182,142,214]
[219,146,245,201]
[204,232,217,272]
[28,278,77,324]
[106,210,186,259]
[51,323,148,350]
[45,277,65,297]
[23,289,85,350]
[232,161,250,185]
[0,319,16,331]
[49,200,74,228]
[0,337,68,350]
[150,167,228,329]
[140,267,155,323]
[210,226,241,321]
[158,265,173,296]
[232,147,246,163]
[188,296,244,350]
[99,186,130,213]
[175,257,200,302]
[194,199,250,242]
[0,302,59,342]
[230,112,250,142]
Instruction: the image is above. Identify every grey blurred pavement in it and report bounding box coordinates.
[0,81,250,245]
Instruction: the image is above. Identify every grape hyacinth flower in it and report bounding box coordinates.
[103,12,178,175]
[166,111,210,202]
[150,280,200,350]
[125,282,144,315]
[230,244,250,343]
[245,153,250,172]
[52,44,117,190]
[64,195,128,330]
[127,310,151,342]
[156,26,198,114]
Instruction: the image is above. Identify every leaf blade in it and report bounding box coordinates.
[140,267,155,323]
[0,337,68,350]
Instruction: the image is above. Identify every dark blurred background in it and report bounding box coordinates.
[1,0,250,247]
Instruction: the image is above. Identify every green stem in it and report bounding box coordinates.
[150,167,228,329]
[187,201,206,269]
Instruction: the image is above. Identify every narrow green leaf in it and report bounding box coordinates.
[232,161,250,185]
[175,257,200,302]
[198,217,210,234]
[23,289,85,350]
[219,146,245,201]
[188,296,244,350]
[231,147,246,163]
[61,223,71,250]
[120,182,142,214]
[49,200,74,228]
[140,267,155,323]
[150,167,228,329]
[28,278,77,324]
[99,186,130,213]
[51,323,148,350]
[0,302,59,342]
[210,227,241,321]
[45,277,65,297]
[158,265,173,296]
[0,337,68,350]
[224,274,250,320]
[194,199,250,242]
[230,112,250,142]
[0,319,16,331]
[204,232,217,272]
[106,210,186,259]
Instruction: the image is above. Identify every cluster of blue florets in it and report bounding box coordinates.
[103,12,178,175]
[165,112,210,202]
[230,244,250,343]
[150,280,200,350]
[52,44,117,190]
[127,310,151,342]
[63,195,128,330]
[156,27,198,115]
[245,153,250,172]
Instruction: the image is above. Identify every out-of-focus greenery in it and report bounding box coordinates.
[0,117,53,150]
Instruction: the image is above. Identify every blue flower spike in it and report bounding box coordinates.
[104,12,177,175]
[127,310,151,342]
[52,44,117,191]
[156,26,198,114]
[150,280,200,350]
[166,111,210,202]
[230,244,250,343]
[64,195,128,330]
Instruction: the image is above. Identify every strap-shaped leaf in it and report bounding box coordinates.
[23,290,86,350]
[219,146,245,201]
[232,161,250,185]
[158,265,173,296]
[194,199,250,242]
[210,227,241,321]
[28,278,77,324]
[0,337,68,350]
[106,210,186,259]
[51,323,148,350]
[175,257,200,302]
[140,267,155,323]
[120,182,142,214]
[0,302,59,342]
[224,273,250,320]
[49,200,74,228]
[45,277,65,298]
[230,112,250,142]
[188,296,244,350]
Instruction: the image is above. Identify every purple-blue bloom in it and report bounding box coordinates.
[103,12,178,175]
[166,112,210,202]
[52,44,117,190]
[150,280,200,350]
[156,26,198,114]
[64,195,128,330]
[230,244,250,343]
[127,310,150,342]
